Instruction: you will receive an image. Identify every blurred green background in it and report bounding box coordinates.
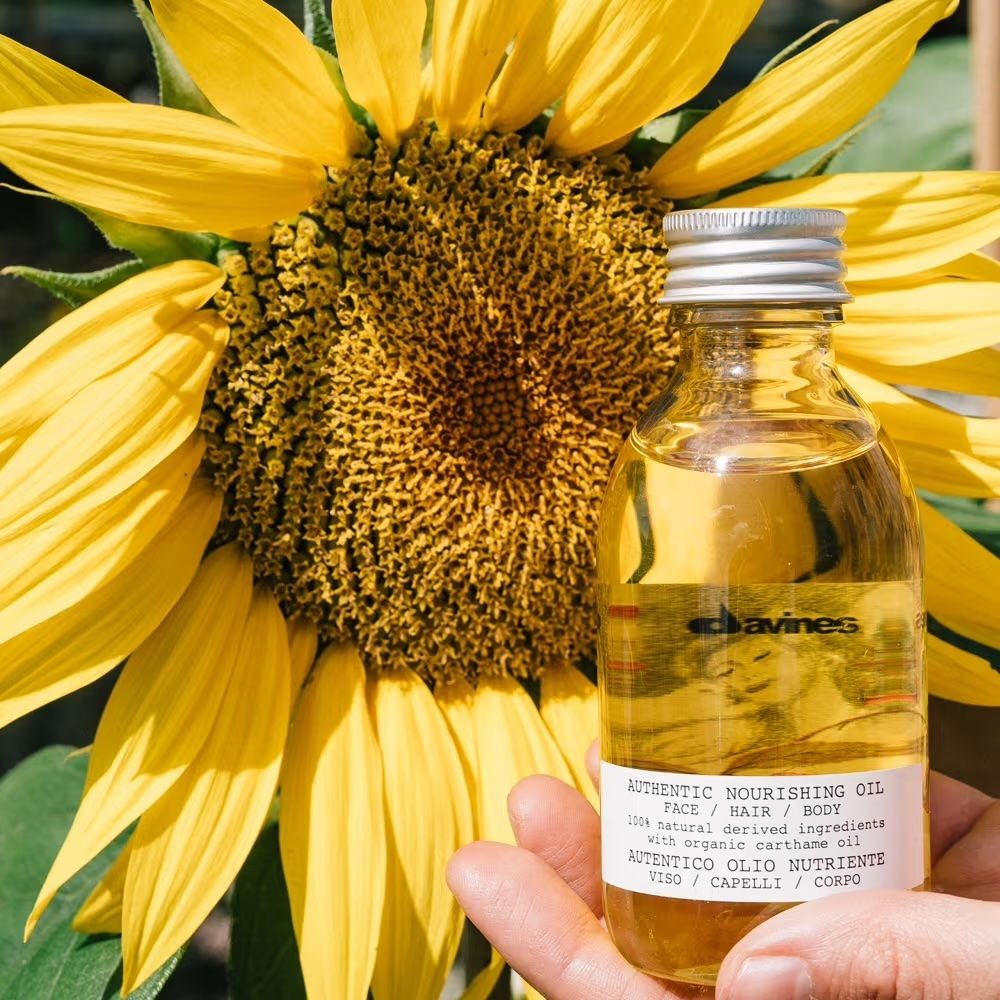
[0,2,990,997]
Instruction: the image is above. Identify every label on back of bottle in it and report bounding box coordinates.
[598,580,927,904]
[601,762,925,902]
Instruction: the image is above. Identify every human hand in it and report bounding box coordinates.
[447,746,1000,999]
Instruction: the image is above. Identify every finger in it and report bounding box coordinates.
[716,889,1000,1000]
[447,841,676,1000]
[934,797,1000,900]
[507,775,604,916]
[929,770,994,863]
[586,739,600,790]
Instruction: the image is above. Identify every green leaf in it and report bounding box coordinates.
[3,261,146,308]
[624,109,711,169]
[0,748,119,996]
[922,493,1000,556]
[919,491,1000,665]
[230,825,306,1000]
[779,37,972,176]
[113,948,185,1000]
[133,0,220,117]
[0,747,180,1000]
[304,0,337,56]
[834,37,971,171]
[422,0,435,54]
[78,209,218,268]
[0,746,109,981]
[2,181,216,269]
[783,117,874,180]
[12,933,122,1000]
[314,46,375,134]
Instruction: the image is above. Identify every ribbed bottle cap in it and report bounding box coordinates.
[660,207,852,305]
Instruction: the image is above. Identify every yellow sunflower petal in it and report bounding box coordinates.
[898,443,1000,497]
[885,251,1000,284]
[431,0,534,132]
[436,678,512,1000]
[148,0,357,167]
[649,0,957,197]
[547,0,764,156]
[333,0,424,146]
[736,5,761,32]
[922,499,1000,651]
[927,634,1000,707]
[27,543,253,936]
[444,676,599,988]
[936,252,1000,282]
[0,312,226,540]
[0,435,201,643]
[288,619,319,700]
[843,366,1000,465]
[280,644,386,1000]
[441,676,572,1000]
[0,33,123,111]
[715,172,1000,281]
[435,678,480,832]
[539,663,599,808]
[0,260,223,464]
[0,479,220,732]
[74,840,131,936]
[121,589,290,993]
[483,0,609,133]
[468,675,574,843]
[842,348,1000,399]
[369,669,473,1000]
[839,276,1000,365]
[0,103,325,239]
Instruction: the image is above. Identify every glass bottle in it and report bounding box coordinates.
[597,208,928,987]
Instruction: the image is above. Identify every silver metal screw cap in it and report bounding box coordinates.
[660,207,852,305]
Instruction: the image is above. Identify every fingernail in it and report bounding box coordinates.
[729,956,812,1000]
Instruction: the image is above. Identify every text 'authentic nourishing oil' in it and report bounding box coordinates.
[597,209,928,986]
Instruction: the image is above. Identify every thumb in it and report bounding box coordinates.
[716,890,1000,1000]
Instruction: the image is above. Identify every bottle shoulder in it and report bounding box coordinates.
[633,335,887,474]
[632,373,881,475]
[631,415,879,475]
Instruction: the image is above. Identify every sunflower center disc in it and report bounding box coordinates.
[201,125,676,680]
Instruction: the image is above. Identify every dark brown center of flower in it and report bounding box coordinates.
[200,124,676,681]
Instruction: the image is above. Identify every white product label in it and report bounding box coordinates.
[601,762,925,903]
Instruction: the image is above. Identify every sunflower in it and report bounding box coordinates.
[1,0,998,995]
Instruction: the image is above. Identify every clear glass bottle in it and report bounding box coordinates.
[597,209,928,987]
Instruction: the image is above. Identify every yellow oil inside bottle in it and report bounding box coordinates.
[597,328,928,986]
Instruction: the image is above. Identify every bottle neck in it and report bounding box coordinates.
[674,304,843,374]
[669,304,844,414]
